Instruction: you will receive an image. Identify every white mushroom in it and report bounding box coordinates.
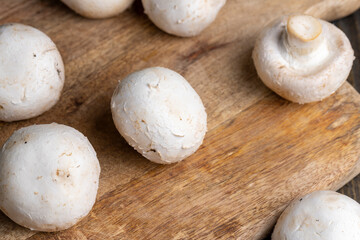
[252,15,354,104]
[61,0,134,19]
[272,190,360,240]
[142,0,226,37]
[111,67,207,164]
[0,123,100,232]
[0,23,65,122]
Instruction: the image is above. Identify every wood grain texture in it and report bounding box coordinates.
[0,0,360,239]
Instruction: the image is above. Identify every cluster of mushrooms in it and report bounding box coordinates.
[0,0,359,238]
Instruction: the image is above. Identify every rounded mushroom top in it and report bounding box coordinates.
[0,23,65,122]
[252,15,354,103]
[142,0,226,37]
[0,123,100,232]
[111,67,207,164]
[272,190,360,240]
[61,0,134,19]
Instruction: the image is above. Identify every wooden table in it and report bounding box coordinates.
[1,1,360,239]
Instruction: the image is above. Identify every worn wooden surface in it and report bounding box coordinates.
[1,0,360,239]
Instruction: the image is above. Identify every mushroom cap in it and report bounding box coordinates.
[0,123,100,232]
[0,23,65,122]
[252,15,354,104]
[142,0,226,37]
[111,67,207,164]
[61,0,134,19]
[272,190,360,240]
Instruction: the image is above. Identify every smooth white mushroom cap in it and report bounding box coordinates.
[61,0,134,19]
[0,23,64,122]
[111,67,207,164]
[0,123,100,232]
[142,0,226,37]
[253,15,354,104]
[272,190,360,240]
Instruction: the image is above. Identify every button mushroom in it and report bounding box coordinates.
[60,0,134,19]
[142,0,226,37]
[111,67,207,164]
[272,190,360,239]
[0,123,100,231]
[252,15,354,104]
[0,23,65,122]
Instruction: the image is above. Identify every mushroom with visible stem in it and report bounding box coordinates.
[252,15,355,104]
[60,0,134,19]
[142,0,226,37]
[0,123,100,232]
[272,190,360,239]
[111,67,207,164]
[0,23,65,122]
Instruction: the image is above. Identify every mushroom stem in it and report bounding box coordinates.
[285,15,324,56]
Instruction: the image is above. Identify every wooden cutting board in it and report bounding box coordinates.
[1,0,360,239]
